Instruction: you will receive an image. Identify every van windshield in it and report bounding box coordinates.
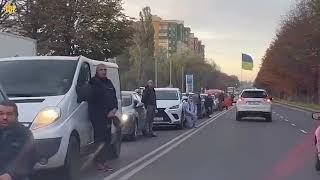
[0,60,78,97]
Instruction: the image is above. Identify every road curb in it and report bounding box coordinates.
[274,100,316,112]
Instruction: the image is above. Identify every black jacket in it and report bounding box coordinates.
[0,123,37,180]
[87,76,118,142]
[141,86,156,107]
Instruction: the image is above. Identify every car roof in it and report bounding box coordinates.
[0,56,119,68]
[0,56,79,62]
[155,88,179,91]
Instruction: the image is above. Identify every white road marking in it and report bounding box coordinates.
[284,119,289,122]
[300,130,308,134]
[116,109,232,180]
[273,112,276,114]
[291,123,297,126]
[280,116,284,119]
[104,110,230,180]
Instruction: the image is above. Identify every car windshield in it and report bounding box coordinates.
[0,60,77,97]
[156,90,179,100]
[241,91,267,98]
[122,94,132,107]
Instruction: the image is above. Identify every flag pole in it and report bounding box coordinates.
[241,53,242,88]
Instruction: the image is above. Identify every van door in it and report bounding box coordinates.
[75,62,94,147]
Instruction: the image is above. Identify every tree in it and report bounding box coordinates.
[3,0,134,59]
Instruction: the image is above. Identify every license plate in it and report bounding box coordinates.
[248,102,259,105]
[154,117,163,121]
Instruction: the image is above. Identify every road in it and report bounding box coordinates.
[38,104,320,180]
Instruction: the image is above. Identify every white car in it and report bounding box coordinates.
[0,56,122,179]
[236,89,272,122]
[154,88,185,129]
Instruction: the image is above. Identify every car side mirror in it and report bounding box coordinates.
[313,113,320,120]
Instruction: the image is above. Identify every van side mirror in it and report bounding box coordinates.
[313,113,320,120]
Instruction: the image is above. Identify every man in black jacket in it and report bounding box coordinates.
[0,101,37,180]
[87,64,118,171]
[141,80,157,137]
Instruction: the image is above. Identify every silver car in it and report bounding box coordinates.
[121,91,146,141]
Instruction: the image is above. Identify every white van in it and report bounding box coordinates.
[0,56,122,179]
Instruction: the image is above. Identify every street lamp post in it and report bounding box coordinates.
[169,57,172,87]
[155,56,158,88]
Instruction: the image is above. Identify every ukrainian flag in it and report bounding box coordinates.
[242,53,253,70]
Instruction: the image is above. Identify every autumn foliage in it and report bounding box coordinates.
[255,0,320,103]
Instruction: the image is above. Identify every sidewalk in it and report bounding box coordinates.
[275,99,320,112]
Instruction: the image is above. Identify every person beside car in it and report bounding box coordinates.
[87,64,118,171]
[141,80,157,137]
[0,101,37,180]
[185,96,198,128]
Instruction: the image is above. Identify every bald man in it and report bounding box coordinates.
[87,64,118,171]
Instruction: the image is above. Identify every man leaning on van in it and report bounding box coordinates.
[79,64,118,171]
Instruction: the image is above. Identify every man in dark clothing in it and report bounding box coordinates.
[141,80,157,137]
[204,95,213,117]
[87,64,118,171]
[218,92,225,111]
[0,101,37,180]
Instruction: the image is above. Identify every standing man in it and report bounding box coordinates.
[0,101,37,180]
[141,80,157,137]
[87,64,118,171]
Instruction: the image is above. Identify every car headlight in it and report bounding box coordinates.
[170,105,180,109]
[31,107,61,130]
[122,114,129,123]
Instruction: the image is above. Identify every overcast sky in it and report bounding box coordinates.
[122,0,295,81]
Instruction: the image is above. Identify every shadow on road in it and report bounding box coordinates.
[239,117,271,123]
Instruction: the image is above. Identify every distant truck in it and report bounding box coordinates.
[0,32,36,58]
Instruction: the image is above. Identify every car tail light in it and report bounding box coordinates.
[264,98,271,103]
[238,97,244,103]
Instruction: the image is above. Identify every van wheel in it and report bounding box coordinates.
[63,135,80,180]
[106,124,122,160]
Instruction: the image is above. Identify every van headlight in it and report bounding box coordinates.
[31,107,61,130]
[121,114,129,123]
[170,105,180,109]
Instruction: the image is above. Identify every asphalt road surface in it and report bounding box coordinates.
[37,104,320,180]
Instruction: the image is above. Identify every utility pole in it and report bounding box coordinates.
[181,66,184,92]
[155,56,158,87]
[169,57,172,87]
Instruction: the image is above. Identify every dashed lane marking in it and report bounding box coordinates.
[300,129,308,134]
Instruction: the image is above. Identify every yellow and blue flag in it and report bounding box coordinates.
[242,53,253,70]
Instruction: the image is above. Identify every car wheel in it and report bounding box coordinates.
[177,113,185,130]
[236,112,242,121]
[106,118,122,160]
[266,113,272,122]
[129,119,138,141]
[63,135,80,180]
[316,154,320,171]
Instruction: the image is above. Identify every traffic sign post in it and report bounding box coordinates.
[185,74,194,93]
